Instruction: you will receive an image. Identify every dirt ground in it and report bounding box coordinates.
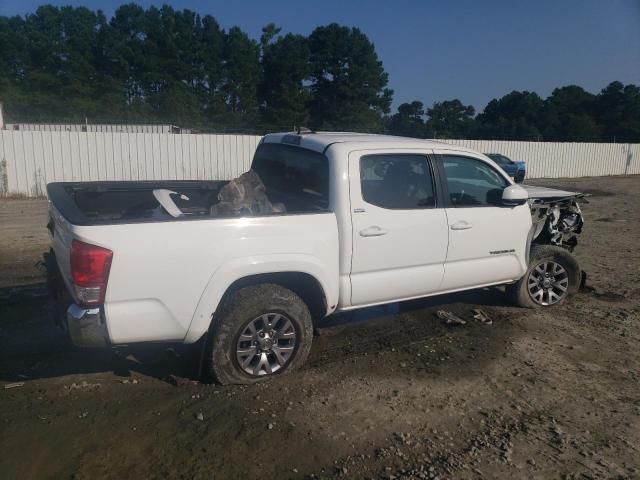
[1,176,639,480]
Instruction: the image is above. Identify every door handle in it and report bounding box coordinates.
[451,221,473,230]
[359,226,388,237]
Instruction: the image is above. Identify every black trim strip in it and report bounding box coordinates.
[322,142,340,155]
[430,154,452,208]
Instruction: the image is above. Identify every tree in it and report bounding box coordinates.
[541,85,599,141]
[107,3,150,119]
[595,81,640,142]
[219,26,261,128]
[137,6,204,124]
[0,14,28,115]
[259,26,311,131]
[386,101,425,138]
[308,23,392,131]
[425,99,475,139]
[0,5,108,120]
[476,91,545,140]
[199,15,226,123]
[1,5,639,142]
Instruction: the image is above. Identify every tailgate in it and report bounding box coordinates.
[48,203,75,294]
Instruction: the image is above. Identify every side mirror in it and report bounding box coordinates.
[502,184,528,206]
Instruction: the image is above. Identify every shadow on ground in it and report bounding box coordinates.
[0,280,512,385]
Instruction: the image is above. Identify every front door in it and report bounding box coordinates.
[348,150,449,306]
[434,151,532,291]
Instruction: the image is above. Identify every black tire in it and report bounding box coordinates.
[506,244,581,308]
[206,284,313,385]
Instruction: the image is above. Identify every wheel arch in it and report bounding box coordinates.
[185,258,334,344]
[220,272,327,321]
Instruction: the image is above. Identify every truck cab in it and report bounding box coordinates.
[260,133,532,310]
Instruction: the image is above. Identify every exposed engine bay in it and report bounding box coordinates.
[523,185,587,252]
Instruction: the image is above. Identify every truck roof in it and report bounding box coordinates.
[262,131,469,155]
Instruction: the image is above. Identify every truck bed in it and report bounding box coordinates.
[48,192,340,344]
[47,181,229,226]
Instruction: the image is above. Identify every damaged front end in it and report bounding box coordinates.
[524,185,588,252]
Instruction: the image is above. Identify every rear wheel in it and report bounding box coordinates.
[507,245,581,308]
[206,284,313,385]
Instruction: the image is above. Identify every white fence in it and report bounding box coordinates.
[0,130,261,196]
[0,130,637,197]
[4,123,186,133]
[439,139,640,179]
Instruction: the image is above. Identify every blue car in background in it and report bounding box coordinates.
[485,153,526,183]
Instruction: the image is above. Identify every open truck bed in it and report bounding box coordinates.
[47,181,229,225]
[46,179,339,346]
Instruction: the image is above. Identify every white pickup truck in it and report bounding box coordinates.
[47,132,585,384]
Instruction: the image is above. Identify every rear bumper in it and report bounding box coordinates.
[66,304,110,348]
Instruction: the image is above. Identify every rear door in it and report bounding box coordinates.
[348,149,449,306]
[434,150,531,290]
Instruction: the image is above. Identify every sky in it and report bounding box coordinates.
[0,0,638,112]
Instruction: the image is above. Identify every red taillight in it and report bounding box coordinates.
[70,240,113,306]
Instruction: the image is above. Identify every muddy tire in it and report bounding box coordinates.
[206,284,313,385]
[506,245,581,308]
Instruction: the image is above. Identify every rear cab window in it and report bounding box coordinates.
[251,143,330,213]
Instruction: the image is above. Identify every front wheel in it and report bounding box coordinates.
[507,245,581,308]
[205,284,313,385]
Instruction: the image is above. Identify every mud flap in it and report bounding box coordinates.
[580,270,588,290]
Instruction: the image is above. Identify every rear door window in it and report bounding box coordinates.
[360,154,436,209]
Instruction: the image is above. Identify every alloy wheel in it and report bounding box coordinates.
[235,313,297,376]
[527,261,569,306]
